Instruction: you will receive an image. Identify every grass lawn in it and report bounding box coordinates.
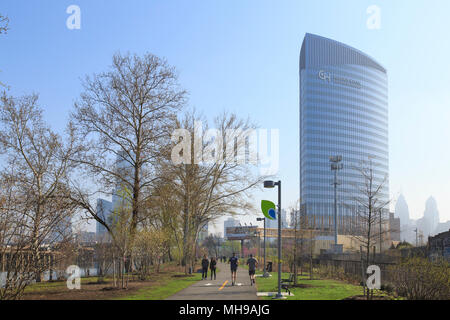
[255,272,364,300]
[118,272,203,300]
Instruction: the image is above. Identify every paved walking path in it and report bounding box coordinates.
[166,262,258,300]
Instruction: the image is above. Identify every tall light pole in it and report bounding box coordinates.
[264,180,282,299]
[330,156,343,253]
[257,217,269,277]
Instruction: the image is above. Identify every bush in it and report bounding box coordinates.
[390,257,450,300]
[316,264,360,284]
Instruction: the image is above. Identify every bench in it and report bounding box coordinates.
[281,274,295,295]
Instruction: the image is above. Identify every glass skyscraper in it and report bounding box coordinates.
[299,33,389,234]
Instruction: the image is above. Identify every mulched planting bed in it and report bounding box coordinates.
[343,295,392,300]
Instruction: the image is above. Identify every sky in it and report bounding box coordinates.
[1,0,450,234]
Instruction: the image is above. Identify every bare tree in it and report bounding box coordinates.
[69,52,186,253]
[145,181,184,266]
[107,186,134,288]
[159,111,264,273]
[289,199,308,285]
[0,15,8,35]
[0,14,10,89]
[134,227,170,277]
[0,173,36,299]
[350,158,390,299]
[0,92,77,289]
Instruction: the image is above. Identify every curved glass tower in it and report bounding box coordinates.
[299,33,389,235]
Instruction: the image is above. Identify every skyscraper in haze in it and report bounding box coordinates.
[96,198,112,237]
[395,194,410,226]
[417,196,440,238]
[299,33,389,233]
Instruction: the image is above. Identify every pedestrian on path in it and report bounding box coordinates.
[228,252,239,286]
[210,257,217,280]
[246,254,258,286]
[201,255,209,280]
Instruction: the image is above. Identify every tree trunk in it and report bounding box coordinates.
[113,253,117,287]
[183,191,189,274]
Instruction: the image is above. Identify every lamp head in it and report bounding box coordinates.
[264,180,276,188]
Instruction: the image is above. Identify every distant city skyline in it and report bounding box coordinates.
[1,1,450,235]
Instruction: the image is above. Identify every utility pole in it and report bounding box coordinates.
[263,180,282,298]
[277,181,281,298]
[330,156,343,252]
[257,230,261,262]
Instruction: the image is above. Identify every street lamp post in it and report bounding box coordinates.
[257,217,270,277]
[264,180,282,299]
[330,156,343,253]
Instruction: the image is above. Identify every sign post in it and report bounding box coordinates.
[262,180,283,299]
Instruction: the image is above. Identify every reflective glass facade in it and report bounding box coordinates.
[299,34,389,234]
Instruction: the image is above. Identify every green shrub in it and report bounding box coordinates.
[390,257,450,300]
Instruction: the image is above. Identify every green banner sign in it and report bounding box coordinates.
[261,200,276,220]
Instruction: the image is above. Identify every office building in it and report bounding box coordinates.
[299,33,389,234]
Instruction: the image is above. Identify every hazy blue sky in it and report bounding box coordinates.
[1,0,450,233]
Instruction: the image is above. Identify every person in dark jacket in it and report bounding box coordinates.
[228,252,239,286]
[201,255,209,280]
[210,257,217,280]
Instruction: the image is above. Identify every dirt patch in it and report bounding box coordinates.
[291,284,315,289]
[87,281,108,285]
[171,274,196,278]
[21,279,161,300]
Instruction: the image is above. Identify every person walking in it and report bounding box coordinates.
[210,257,217,280]
[246,254,258,286]
[201,255,209,280]
[228,252,239,286]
